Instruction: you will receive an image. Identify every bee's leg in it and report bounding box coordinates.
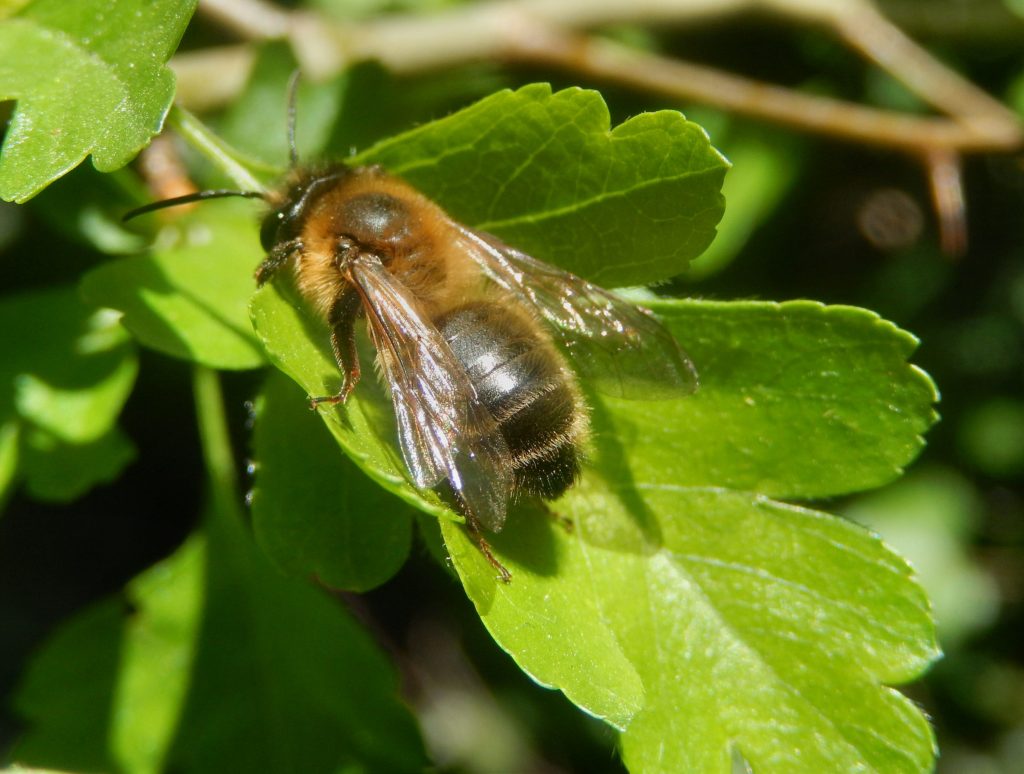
[463,516,512,584]
[255,239,302,285]
[538,500,574,533]
[310,289,362,408]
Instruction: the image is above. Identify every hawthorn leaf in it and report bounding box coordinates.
[251,280,452,519]
[0,287,137,502]
[356,83,729,287]
[81,199,266,370]
[12,508,427,772]
[0,0,198,202]
[250,370,414,592]
[441,479,938,773]
[613,299,939,499]
[252,279,939,768]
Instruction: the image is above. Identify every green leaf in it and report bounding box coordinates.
[357,84,729,286]
[0,0,199,202]
[612,299,939,499]
[22,425,136,502]
[81,199,266,370]
[166,503,427,772]
[29,165,151,255]
[843,467,999,647]
[11,596,127,772]
[11,535,203,773]
[252,277,939,768]
[0,286,137,502]
[250,370,414,592]
[443,482,938,773]
[245,82,937,767]
[251,281,452,519]
[12,509,427,771]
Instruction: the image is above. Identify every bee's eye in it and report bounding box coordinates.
[260,210,284,252]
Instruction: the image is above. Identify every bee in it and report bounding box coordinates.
[125,85,698,582]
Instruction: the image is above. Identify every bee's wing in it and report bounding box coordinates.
[348,256,512,532]
[455,226,698,400]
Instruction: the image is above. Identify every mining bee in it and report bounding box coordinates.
[125,77,698,581]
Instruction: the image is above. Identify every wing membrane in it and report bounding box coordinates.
[349,256,512,531]
[456,227,699,399]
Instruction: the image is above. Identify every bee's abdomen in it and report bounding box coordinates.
[437,302,585,500]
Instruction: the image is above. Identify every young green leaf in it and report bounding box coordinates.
[0,286,137,503]
[81,199,266,370]
[0,0,198,202]
[356,83,729,287]
[250,370,414,592]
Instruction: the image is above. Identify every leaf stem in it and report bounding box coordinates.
[192,365,244,523]
[167,105,267,192]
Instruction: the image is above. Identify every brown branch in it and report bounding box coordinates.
[187,0,1022,157]
[508,29,1021,154]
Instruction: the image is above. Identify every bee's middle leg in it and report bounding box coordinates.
[309,290,361,408]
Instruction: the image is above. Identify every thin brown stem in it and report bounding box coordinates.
[188,0,1022,157]
[510,29,1021,154]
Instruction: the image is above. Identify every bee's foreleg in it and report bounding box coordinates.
[255,238,302,285]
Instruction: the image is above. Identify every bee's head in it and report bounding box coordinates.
[259,165,357,252]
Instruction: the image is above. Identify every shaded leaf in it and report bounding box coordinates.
[21,425,135,502]
[11,596,127,772]
[12,510,427,772]
[0,0,198,202]
[0,286,137,502]
[166,502,427,772]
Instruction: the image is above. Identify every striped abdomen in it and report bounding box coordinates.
[437,302,587,501]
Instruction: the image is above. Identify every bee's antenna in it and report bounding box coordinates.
[286,69,301,169]
[122,190,266,222]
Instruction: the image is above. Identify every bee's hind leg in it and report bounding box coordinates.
[463,516,512,584]
[539,500,575,534]
[309,289,362,409]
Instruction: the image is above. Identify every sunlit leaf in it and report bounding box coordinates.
[0,0,198,201]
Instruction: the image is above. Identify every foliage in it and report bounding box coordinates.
[9,1,1014,772]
